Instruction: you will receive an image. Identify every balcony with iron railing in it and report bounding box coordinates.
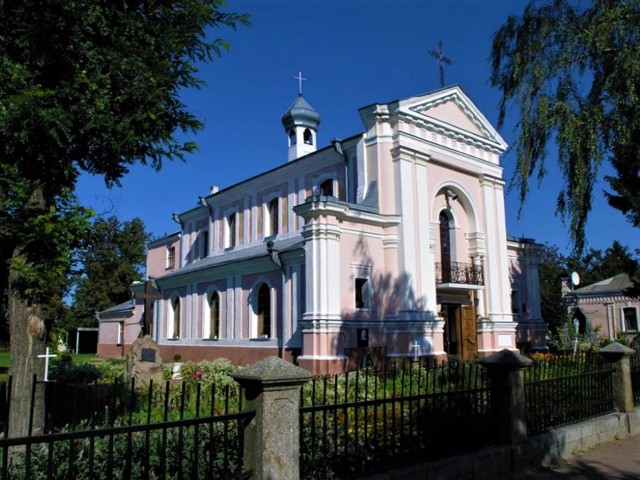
[436,261,484,286]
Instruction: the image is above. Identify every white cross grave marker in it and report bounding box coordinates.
[38,347,57,381]
[411,340,422,361]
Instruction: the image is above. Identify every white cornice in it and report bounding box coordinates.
[294,197,400,228]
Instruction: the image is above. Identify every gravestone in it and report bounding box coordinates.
[126,335,164,387]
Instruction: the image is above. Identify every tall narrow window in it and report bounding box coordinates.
[439,211,452,283]
[320,179,333,196]
[268,198,279,236]
[172,297,181,338]
[355,278,369,309]
[257,284,271,338]
[209,292,220,339]
[117,321,124,346]
[227,213,236,248]
[167,246,176,269]
[201,230,209,258]
[623,307,638,332]
[289,129,297,145]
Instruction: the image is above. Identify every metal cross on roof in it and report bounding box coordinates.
[293,71,307,95]
[428,41,452,88]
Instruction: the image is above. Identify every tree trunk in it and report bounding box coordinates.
[7,280,47,439]
[6,186,48,439]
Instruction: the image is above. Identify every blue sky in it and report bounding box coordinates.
[75,0,638,256]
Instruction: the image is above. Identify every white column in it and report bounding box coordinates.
[481,177,512,323]
[234,275,242,339]
[394,154,419,312]
[302,220,341,321]
[415,161,436,313]
[474,255,486,318]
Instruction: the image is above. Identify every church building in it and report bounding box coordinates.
[97,85,546,373]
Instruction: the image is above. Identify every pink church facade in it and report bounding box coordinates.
[97,86,546,373]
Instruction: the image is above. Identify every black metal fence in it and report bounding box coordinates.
[631,350,640,406]
[0,377,253,479]
[524,352,614,436]
[299,359,492,479]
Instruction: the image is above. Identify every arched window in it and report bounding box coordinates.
[320,178,333,196]
[256,283,271,338]
[439,211,452,283]
[209,291,220,339]
[289,129,297,145]
[303,128,313,145]
[268,198,279,236]
[172,297,181,338]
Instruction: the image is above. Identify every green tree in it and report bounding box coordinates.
[537,244,567,333]
[65,217,151,329]
[0,0,249,438]
[490,0,640,254]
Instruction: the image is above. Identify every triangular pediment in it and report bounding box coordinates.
[399,86,507,151]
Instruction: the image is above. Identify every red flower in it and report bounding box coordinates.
[193,370,203,380]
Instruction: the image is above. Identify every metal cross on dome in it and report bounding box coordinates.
[428,41,452,88]
[293,71,307,95]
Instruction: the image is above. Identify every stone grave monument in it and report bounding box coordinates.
[126,335,164,387]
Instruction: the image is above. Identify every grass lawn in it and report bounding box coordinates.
[0,347,10,379]
[0,348,107,382]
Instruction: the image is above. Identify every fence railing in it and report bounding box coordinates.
[0,377,253,480]
[435,261,484,285]
[631,350,640,406]
[524,353,614,436]
[299,359,491,479]
[0,344,637,479]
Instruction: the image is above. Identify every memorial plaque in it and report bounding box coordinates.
[141,348,156,363]
[126,335,163,387]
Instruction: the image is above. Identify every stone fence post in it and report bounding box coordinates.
[233,356,312,480]
[599,342,636,413]
[480,349,532,445]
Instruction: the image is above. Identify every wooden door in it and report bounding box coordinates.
[460,306,477,360]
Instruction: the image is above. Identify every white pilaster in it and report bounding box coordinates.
[481,176,512,323]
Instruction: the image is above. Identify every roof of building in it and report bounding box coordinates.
[573,273,633,295]
[96,300,136,320]
[157,234,306,281]
[281,94,321,130]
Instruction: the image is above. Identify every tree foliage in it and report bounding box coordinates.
[490,0,640,253]
[0,0,249,437]
[537,244,567,333]
[1,0,249,299]
[65,216,151,328]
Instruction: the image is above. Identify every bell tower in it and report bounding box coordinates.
[281,72,321,162]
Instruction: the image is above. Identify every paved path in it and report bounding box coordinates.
[514,433,640,479]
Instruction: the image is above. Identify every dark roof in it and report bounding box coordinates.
[157,235,305,281]
[281,94,321,130]
[97,300,135,315]
[573,273,633,295]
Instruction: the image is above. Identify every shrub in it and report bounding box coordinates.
[50,361,101,384]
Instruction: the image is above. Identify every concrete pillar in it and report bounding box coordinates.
[233,356,312,480]
[480,349,532,445]
[599,342,636,413]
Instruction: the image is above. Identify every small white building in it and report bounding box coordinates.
[98,86,546,373]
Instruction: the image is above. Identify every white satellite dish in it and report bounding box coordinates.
[571,271,581,287]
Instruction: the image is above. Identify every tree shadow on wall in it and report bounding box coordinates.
[341,236,426,322]
[334,236,430,368]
